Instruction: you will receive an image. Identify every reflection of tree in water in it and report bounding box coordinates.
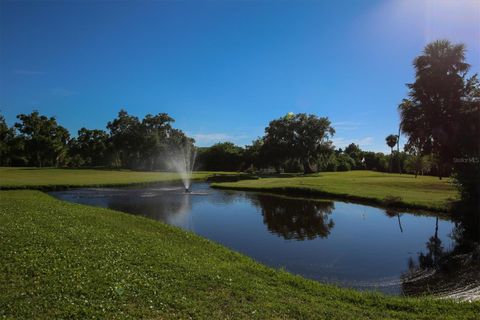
[107,190,192,223]
[209,190,243,205]
[401,213,480,300]
[417,218,444,268]
[249,194,335,240]
[385,209,404,233]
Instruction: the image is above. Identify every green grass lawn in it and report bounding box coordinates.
[1,190,478,319]
[0,167,233,190]
[212,171,459,212]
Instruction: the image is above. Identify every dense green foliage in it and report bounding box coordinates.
[68,128,110,167]
[0,115,13,165]
[1,190,478,319]
[0,110,193,170]
[404,154,433,178]
[260,113,335,173]
[196,142,245,172]
[213,171,458,212]
[0,107,439,178]
[9,111,70,167]
[399,40,480,203]
[105,110,194,170]
[0,110,444,178]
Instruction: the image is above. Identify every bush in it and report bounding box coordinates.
[336,153,355,171]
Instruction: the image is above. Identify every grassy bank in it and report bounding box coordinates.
[1,190,478,319]
[0,167,233,190]
[212,171,458,212]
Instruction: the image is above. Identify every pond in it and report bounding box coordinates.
[50,182,476,297]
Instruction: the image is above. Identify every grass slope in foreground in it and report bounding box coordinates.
[0,167,232,190]
[213,171,458,212]
[1,191,479,319]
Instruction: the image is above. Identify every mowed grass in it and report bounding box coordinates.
[0,167,232,190]
[213,171,459,211]
[1,190,479,319]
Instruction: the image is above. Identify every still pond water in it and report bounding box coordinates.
[51,182,458,296]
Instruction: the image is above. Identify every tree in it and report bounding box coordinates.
[0,114,26,166]
[399,40,480,204]
[397,125,402,174]
[344,143,364,169]
[262,113,335,174]
[243,138,265,171]
[335,153,355,171]
[69,128,110,167]
[399,40,470,178]
[14,111,70,167]
[385,134,398,172]
[452,75,480,203]
[140,113,175,170]
[196,142,244,172]
[363,151,388,172]
[405,153,431,178]
[0,114,14,166]
[106,110,143,168]
[106,110,188,170]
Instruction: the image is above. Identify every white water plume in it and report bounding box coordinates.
[166,143,197,191]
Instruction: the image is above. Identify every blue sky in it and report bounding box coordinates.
[1,0,479,152]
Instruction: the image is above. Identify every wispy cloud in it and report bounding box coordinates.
[51,88,77,97]
[192,133,233,144]
[14,69,45,75]
[190,132,251,147]
[332,136,374,149]
[332,121,363,131]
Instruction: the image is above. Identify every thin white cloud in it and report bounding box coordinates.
[332,121,363,131]
[192,133,233,144]
[332,136,374,149]
[14,69,45,75]
[189,132,252,147]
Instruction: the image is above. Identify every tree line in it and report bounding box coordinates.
[0,40,478,205]
[197,138,440,176]
[0,110,193,170]
[0,104,457,180]
[0,110,406,175]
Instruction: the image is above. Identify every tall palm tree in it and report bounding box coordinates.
[399,40,471,180]
[385,134,398,173]
[397,125,402,174]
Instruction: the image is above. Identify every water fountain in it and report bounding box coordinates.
[167,143,197,193]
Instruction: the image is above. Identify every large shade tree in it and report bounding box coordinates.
[262,113,335,174]
[106,110,191,169]
[243,138,265,171]
[344,143,364,169]
[14,111,70,167]
[69,128,110,167]
[106,110,143,168]
[197,142,244,172]
[0,115,14,166]
[400,40,468,178]
[399,40,480,203]
[140,113,175,170]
